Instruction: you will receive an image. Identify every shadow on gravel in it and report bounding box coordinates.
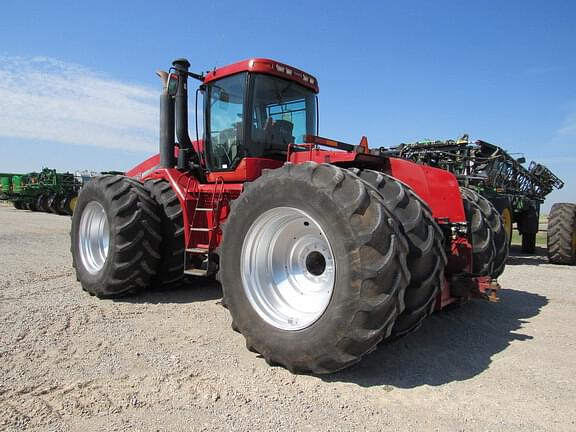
[506,246,548,266]
[117,277,223,305]
[323,288,548,388]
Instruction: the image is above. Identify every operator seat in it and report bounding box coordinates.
[264,119,294,154]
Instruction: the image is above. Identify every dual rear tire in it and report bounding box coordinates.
[71,175,162,297]
[350,169,446,338]
[220,163,452,373]
[220,163,411,373]
[460,187,508,278]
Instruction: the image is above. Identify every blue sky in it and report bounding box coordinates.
[1,0,574,210]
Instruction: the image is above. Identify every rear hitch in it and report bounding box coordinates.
[473,276,501,302]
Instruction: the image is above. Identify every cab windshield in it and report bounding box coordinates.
[205,72,317,170]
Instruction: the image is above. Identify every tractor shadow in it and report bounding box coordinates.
[323,288,548,388]
[506,245,549,266]
[117,277,223,305]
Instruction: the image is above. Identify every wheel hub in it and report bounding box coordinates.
[241,207,335,331]
[305,251,326,276]
[78,201,110,274]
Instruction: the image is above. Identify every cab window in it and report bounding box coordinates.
[206,73,246,170]
[250,74,316,156]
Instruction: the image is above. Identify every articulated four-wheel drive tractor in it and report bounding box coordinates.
[71,58,509,374]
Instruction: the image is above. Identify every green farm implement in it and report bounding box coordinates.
[0,168,82,215]
[386,135,573,264]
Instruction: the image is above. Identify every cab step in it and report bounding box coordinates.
[184,268,209,277]
[186,247,209,254]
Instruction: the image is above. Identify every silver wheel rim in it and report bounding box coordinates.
[78,201,110,274]
[241,207,335,331]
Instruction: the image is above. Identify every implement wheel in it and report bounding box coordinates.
[547,203,576,265]
[48,194,66,214]
[61,193,78,215]
[492,197,513,246]
[71,175,162,298]
[37,194,50,212]
[29,198,40,212]
[501,207,513,244]
[351,169,446,338]
[220,162,409,374]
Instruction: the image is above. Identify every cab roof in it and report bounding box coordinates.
[202,58,319,93]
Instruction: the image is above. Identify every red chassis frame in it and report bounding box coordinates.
[127,141,495,308]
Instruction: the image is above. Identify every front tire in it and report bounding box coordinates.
[71,175,162,298]
[220,163,410,374]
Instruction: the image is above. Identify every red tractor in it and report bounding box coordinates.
[71,58,508,374]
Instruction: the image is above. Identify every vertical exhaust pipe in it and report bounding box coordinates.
[172,58,199,170]
[157,70,175,168]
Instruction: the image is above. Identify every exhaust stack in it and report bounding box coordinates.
[157,70,175,168]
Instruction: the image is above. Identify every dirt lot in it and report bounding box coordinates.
[1,203,575,432]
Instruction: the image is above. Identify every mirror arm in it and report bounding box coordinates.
[188,71,205,82]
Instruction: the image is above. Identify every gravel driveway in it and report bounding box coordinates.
[1,204,575,431]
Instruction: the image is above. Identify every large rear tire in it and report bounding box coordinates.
[220,162,410,374]
[71,175,162,298]
[351,169,446,338]
[460,187,508,277]
[144,179,185,288]
[547,203,576,265]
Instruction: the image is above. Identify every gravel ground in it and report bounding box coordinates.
[1,203,575,431]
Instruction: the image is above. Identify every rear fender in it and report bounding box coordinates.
[386,158,466,223]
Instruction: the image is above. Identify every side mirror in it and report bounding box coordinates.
[167,73,179,96]
[516,156,526,164]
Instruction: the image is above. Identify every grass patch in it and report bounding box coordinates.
[511,230,547,247]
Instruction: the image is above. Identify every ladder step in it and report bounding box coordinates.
[186,247,209,254]
[184,268,208,277]
[190,227,211,232]
[195,208,213,211]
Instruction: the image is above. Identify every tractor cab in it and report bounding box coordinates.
[163,59,319,180]
[203,66,317,171]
